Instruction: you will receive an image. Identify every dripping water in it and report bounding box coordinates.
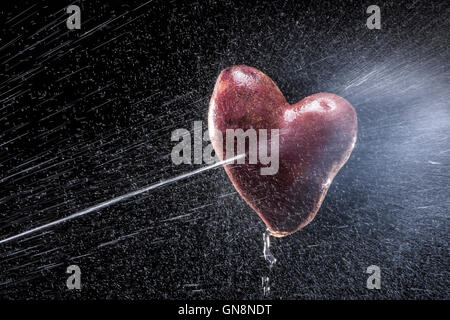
[262,228,277,297]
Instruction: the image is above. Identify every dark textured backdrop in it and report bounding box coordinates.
[0,0,448,299]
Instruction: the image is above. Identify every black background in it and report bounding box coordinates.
[0,0,448,299]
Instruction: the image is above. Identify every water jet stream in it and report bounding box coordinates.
[0,154,244,245]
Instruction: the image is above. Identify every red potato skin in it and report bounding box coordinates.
[208,65,357,237]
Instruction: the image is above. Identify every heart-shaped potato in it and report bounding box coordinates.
[209,65,357,237]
